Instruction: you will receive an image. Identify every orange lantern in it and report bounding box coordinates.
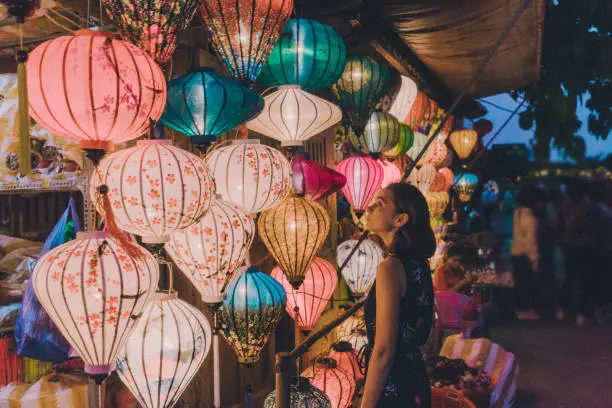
[425,191,450,217]
[438,168,454,192]
[328,341,363,383]
[421,140,447,168]
[405,91,438,133]
[449,129,478,160]
[311,357,355,408]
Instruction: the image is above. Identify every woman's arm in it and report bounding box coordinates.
[361,257,406,408]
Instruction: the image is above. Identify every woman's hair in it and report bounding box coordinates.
[384,183,437,259]
[445,240,478,268]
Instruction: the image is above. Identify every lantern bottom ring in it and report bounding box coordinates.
[281,140,304,147]
[141,235,170,244]
[80,140,114,152]
[85,364,111,384]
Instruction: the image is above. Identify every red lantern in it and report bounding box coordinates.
[311,357,355,408]
[292,153,346,201]
[438,167,454,192]
[328,341,363,383]
[473,119,493,135]
[336,155,383,215]
[26,30,166,155]
[271,257,337,331]
[379,159,401,189]
[405,91,438,133]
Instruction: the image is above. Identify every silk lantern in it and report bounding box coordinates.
[449,129,478,160]
[207,140,291,214]
[160,68,264,146]
[429,172,447,193]
[26,30,166,157]
[406,131,428,163]
[337,239,384,298]
[311,357,355,408]
[336,155,383,215]
[422,140,448,168]
[32,231,159,380]
[247,85,342,147]
[379,159,401,189]
[259,196,330,288]
[200,0,293,84]
[453,173,479,203]
[336,314,365,340]
[426,192,449,217]
[219,266,286,365]
[340,330,368,356]
[328,341,363,383]
[291,153,346,201]
[165,197,255,304]
[405,91,438,133]
[271,258,337,331]
[91,140,214,243]
[384,123,413,159]
[102,0,200,64]
[388,75,418,122]
[430,216,449,238]
[349,111,399,156]
[259,17,346,92]
[116,292,212,408]
[407,164,437,194]
[439,168,454,192]
[264,377,332,408]
[334,56,389,136]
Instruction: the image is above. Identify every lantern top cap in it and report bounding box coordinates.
[186,67,217,75]
[137,139,173,146]
[153,291,178,302]
[74,29,113,38]
[316,357,338,369]
[77,231,111,240]
[331,341,354,353]
[231,139,260,146]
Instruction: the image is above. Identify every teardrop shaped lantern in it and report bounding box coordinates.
[165,197,255,304]
[438,167,454,192]
[91,140,214,243]
[200,0,294,84]
[247,85,342,147]
[334,56,389,136]
[271,257,337,331]
[117,293,212,408]
[328,341,363,383]
[406,131,428,163]
[311,357,355,408]
[425,192,450,217]
[336,239,384,299]
[259,17,346,92]
[32,231,159,380]
[102,0,200,65]
[259,196,330,288]
[264,377,332,408]
[349,111,399,156]
[407,164,437,194]
[292,153,346,201]
[383,123,414,159]
[450,129,478,160]
[339,330,368,357]
[453,173,479,203]
[206,140,292,214]
[336,155,384,215]
[422,140,448,167]
[388,75,418,122]
[27,30,166,155]
[219,266,286,365]
[160,68,264,146]
[379,159,401,189]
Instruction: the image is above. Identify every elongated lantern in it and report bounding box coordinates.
[259,196,330,288]
[259,17,346,92]
[27,30,166,155]
[264,377,332,408]
[453,173,479,203]
[271,258,337,331]
[336,156,383,215]
[388,75,418,122]
[247,85,342,147]
[450,129,478,160]
[32,231,159,380]
[349,111,399,156]
[102,0,200,64]
[334,56,389,136]
[336,239,384,298]
[200,0,293,84]
[160,68,264,146]
[116,293,212,408]
[379,159,401,189]
[328,341,363,383]
[384,123,413,159]
[207,140,291,214]
[165,197,255,304]
[311,357,355,408]
[219,266,286,365]
[91,140,214,243]
[292,154,346,201]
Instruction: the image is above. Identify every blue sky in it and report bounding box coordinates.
[481,93,612,162]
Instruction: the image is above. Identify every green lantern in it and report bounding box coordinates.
[384,123,414,158]
[333,56,389,137]
[258,18,346,92]
[348,111,399,157]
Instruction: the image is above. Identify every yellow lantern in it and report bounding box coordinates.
[425,192,450,217]
[449,129,478,160]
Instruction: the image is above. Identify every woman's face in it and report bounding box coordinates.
[365,188,398,234]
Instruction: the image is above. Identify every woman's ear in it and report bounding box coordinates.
[393,213,409,229]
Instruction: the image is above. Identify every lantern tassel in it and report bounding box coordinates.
[16,31,30,176]
[98,185,144,260]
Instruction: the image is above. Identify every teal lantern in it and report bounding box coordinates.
[453,173,479,203]
[160,68,264,146]
[384,123,414,159]
[258,18,347,92]
[333,56,389,137]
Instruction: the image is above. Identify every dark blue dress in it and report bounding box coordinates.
[364,254,434,407]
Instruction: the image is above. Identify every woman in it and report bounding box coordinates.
[361,183,436,408]
[433,241,477,296]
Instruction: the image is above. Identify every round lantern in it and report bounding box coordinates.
[32,231,159,380]
[292,153,346,201]
[349,111,399,156]
[27,30,166,155]
[272,258,337,331]
[438,168,454,192]
[422,140,447,167]
[165,197,255,304]
[336,314,365,340]
[379,159,401,189]
[336,239,384,298]
[91,140,214,243]
[388,75,418,122]
[116,292,212,408]
[160,68,264,146]
[219,266,286,365]
[206,140,291,214]
[383,123,413,159]
[247,85,342,147]
[449,129,478,160]
[340,330,368,356]
[259,196,330,288]
[336,155,383,215]
[264,377,332,408]
[328,341,363,383]
[406,131,428,163]
[311,357,355,408]
[407,163,437,194]
[259,17,346,92]
[200,0,293,84]
[426,192,449,217]
[334,56,389,136]
[453,173,479,203]
[103,0,200,64]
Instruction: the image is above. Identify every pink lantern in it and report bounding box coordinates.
[271,257,337,331]
[311,357,355,408]
[328,341,363,383]
[439,168,455,192]
[91,140,214,244]
[31,231,159,380]
[165,197,255,304]
[27,30,166,154]
[292,153,346,201]
[441,147,453,168]
[429,172,446,192]
[336,155,383,215]
[421,140,447,168]
[378,159,401,189]
[407,163,436,194]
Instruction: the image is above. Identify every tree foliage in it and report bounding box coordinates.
[512,0,612,162]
